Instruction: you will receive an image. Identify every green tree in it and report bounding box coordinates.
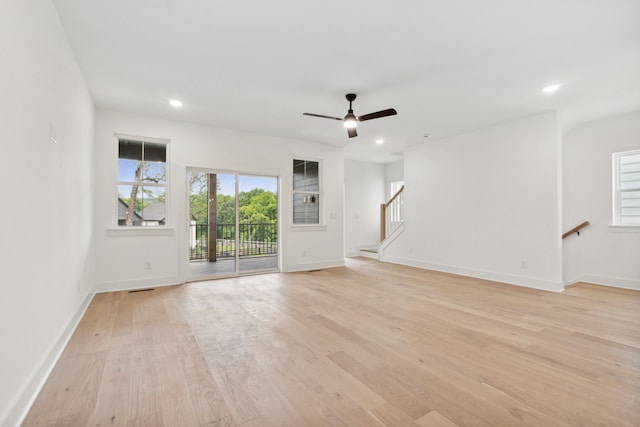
[217,194,236,225]
[189,192,208,223]
[239,190,277,242]
[240,192,276,221]
[188,172,219,224]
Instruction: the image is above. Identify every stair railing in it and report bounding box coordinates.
[380,185,404,241]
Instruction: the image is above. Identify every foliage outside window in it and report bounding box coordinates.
[117,138,167,226]
[613,149,640,225]
[293,159,320,224]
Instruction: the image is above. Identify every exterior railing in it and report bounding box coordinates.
[190,222,277,261]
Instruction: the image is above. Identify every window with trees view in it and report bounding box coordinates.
[293,159,320,224]
[117,138,167,226]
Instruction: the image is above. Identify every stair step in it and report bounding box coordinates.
[361,248,378,254]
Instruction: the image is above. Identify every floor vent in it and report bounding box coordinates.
[128,288,155,293]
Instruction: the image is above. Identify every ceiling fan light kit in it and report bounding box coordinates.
[343,113,358,129]
[304,93,397,138]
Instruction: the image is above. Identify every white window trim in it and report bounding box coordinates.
[107,227,175,236]
[112,133,171,232]
[291,156,324,227]
[608,225,640,233]
[612,149,640,229]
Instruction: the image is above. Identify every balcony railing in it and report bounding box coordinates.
[190,222,277,261]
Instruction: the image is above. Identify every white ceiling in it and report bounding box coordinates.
[53,0,640,163]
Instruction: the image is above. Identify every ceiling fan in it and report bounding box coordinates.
[303,93,397,138]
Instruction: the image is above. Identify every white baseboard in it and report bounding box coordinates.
[1,291,94,427]
[345,251,360,258]
[283,259,345,273]
[95,275,182,293]
[565,274,640,291]
[380,256,564,292]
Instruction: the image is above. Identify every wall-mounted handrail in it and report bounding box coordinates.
[381,186,405,242]
[562,221,590,239]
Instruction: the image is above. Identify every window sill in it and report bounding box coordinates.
[107,227,175,236]
[609,225,640,233]
[289,224,327,231]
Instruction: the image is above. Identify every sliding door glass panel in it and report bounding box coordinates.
[238,175,278,274]
[188,170,236,279]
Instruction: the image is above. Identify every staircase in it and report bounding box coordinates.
[358,186,405,259]
[380,185,404,241]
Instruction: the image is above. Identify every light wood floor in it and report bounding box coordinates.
[24,258,640,426]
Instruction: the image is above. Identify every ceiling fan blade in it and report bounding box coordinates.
[347,127,358,138]
[358,108,397,122]
[303,113,342,121]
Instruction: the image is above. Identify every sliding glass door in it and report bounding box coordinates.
[188,169,278,280]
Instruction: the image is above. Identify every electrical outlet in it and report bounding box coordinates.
[302,250,306,257]
[521,260,527,268]
[145,260,151,269]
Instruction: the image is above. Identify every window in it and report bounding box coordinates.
[293,159,320,224]
[390,180,404,199]
[117,137,167,226]
[613,149,640,225]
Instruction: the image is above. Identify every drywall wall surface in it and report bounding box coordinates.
[381,113,563,291]
[0,1,95,424]
[563,111,640,289]
[344,160,385,256]
[385,160,404,198]
[94,109,345,289]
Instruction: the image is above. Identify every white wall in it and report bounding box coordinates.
[0,1,95,425]
[94,110,345,290]
[381,113,564,292]
[563,111,640,290]
[344,160,385,256]
[385,160,404,198]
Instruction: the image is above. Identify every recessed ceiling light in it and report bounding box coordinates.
[542,84,562,94]
[376,139,384,144]
[169,99,183,107]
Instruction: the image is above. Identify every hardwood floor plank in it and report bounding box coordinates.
[23,258,640,426]
[87,341,132,426]
[327,350,433,420]
[370,402,421,426]
[415,410,459,427]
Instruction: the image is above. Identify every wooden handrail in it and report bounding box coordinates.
[562,221,590,239]
[384,185,404,208]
